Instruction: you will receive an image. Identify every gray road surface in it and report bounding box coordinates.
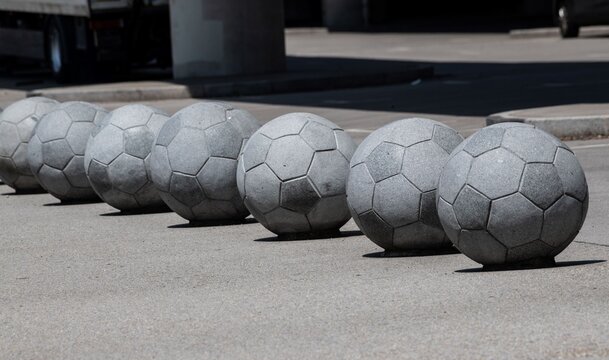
[2,31,609,359]
[1,136,609,359]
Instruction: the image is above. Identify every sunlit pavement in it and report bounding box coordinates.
[2,31,609,358]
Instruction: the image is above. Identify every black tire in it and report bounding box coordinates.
[46,16,72,82]
[46,16,97,83]
[558,3,580,38]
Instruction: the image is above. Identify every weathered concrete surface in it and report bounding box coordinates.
[1,137,609,359]
[347,118,463,252]
[488,104,609,139]
[237,113,356,236]
[509,25,609,38]
[2,30,609,357]
[84,105,169,211]
[438,123,588,265]
[28,102,108,201]
[170,0,285,79]
[0,97,58,191]
[27,62,433,103]
[150,101,259,222]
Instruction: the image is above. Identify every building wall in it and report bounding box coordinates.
[284,0,555,28]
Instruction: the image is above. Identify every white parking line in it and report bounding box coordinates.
[346,128,374,134]
[571,143,609,150]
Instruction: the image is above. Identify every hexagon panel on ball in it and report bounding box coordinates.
[347,118,464,255]
[237,112,357,238]
[149,101,260,224]
[28,101,108,202]
[0,97,59,192]
[436,122,588,268]
[84,104,170,212]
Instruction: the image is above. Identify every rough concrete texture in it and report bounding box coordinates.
[84,104,169,211]
[28,102,108,201]
[347,118,464,252]
[1,133,609,359]
[150,101,260,222]
[170,0,285,79]
[0,97,58,191]
[437,122,589,265]
[488,104,609,139]
[237,113,356,236]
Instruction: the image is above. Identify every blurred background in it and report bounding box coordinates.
[1,0,609,140]
[0,0,590,82]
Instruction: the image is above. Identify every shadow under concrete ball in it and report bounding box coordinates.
[237,112,357,237]
[437,122,589,267]
[84,104,169,211]
[0,97,59,191]
[150,101,260,222]
[28,101,108,201]
[347,118,464,253]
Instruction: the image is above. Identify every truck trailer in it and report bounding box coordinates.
[0,0,171,82]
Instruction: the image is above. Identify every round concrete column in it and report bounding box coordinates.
[170,0,286,79]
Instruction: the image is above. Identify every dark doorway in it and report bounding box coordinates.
[285,0,324,27]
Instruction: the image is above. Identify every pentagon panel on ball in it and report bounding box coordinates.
[150,101,260,223]
[0,97,59,192]
[28,101,108,202]
[436,122,588,268]
[346,118,464,255]
[237,112,357,238]
[84,104,170,211]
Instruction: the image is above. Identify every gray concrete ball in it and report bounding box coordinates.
[237,112,357,236]
[437,122,589,266]
[84,104,169,211]
[150,101,260,222]
[0,97,59,191]
[347,118,464,253]
[28,101,108,201]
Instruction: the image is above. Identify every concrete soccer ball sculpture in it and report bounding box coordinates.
[150,102,260,223]
[437,123,588,267]
[28,102,108,201]
[347,118,463,253]
[0,97,58,191]
[85,104,169,211]
[237,113,357,237]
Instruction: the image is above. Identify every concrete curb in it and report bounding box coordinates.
[487,111,609,139]
[509,26,609,39]
[27,65,434,103]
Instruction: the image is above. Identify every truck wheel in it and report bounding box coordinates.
[46,17,72,82]
[558,3,580,38]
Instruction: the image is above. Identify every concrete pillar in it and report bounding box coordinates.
[323,0,367,31]
[169,0,286,79]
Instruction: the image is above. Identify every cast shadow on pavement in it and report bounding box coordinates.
[43,199,103,206]
[2,189,46,196]
[363,246,461,258]
[100,206,172,216]
[240,60,609,117]
[455,259,606,273]
[255,230,363,242]
[168,217,258,228]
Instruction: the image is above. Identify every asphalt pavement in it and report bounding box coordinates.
[2,135,609,358]
[2,31,609,359]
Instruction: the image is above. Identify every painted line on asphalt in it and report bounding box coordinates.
[344,132,609,146]
[570,143,609,150]
[575,240,609,248]
[346,129,374,134]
